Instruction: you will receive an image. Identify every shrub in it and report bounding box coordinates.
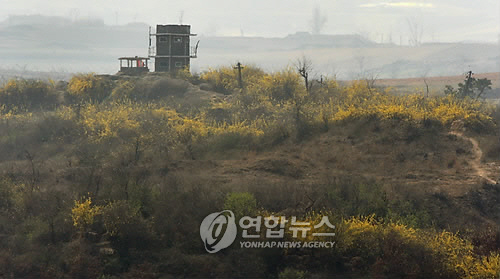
[0,179,14,212]
[224,192,257,219]
[327,83,493,127]
[67,73,112,102]
[100,200,155,253]
[0,79,58,111]
[278,268,307,279]
[445,74,492,100]
[200,65,266,94]
[260,68,304,103]
[173,66,201,84]
[71,197,101,233]
[147,77,189,99]
[111,80,136,101]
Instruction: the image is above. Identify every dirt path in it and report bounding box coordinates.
[449,131,498,185]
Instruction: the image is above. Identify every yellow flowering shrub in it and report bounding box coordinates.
[57,100,265,151]
[473,253,500,279]
[111,80,136,100]
[200,65,266,94]
[71,197,101,233]
[174,117,210,145]
[0,104,32,124]
[174,66,195,81]
[0,104,18,122]
[256,68,304,102]
[55,105,77,121]
[428,231,500,279]
[80,102,141,140]
[0,78,57,110]
[272,212,500,278]
[212,121,264,137]
[319,81,493,127]
[67,73,111,101]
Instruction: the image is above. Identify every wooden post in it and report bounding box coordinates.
[234,62,244,89]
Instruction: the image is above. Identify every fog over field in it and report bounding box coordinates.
[2,0,498,40]
[0,0,499,79]
[2,2,500,278]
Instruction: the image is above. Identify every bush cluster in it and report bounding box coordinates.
[0,67,498,278]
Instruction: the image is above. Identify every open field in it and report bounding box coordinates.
[376,72,500,92]
[1,16,498,78]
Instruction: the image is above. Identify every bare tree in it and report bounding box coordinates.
[364,72,379,94]
[296,56,313,93]
[355,55,366,76]
[421,63,432,98]
[310,6,327,35]
[406,16,424,47]
[325,62,339,81]
[356,30,372,42]
[293,56,314,139]
[24,149,39,193]
[387,32,393,44]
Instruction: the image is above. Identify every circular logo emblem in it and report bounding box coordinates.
[200,210,237,253]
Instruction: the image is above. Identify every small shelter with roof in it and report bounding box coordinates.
[118,56,150,75]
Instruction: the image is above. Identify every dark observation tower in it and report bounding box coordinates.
[148,24,199,72]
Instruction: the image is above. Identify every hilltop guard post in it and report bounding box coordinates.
[148,24,199,72]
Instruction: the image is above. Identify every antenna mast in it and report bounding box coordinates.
[149,26,152,47]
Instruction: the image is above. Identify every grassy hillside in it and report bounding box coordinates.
[0,68,499,278]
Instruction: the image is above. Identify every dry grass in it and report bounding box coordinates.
[376,72,500,95]
[153,119,499,230]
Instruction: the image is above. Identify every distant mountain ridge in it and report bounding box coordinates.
[0,15,498,78]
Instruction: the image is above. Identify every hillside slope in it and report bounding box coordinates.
[1,72,499,278]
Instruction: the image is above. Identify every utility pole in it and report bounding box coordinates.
[234,62,244,89]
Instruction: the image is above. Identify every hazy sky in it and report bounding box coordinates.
[1,0,499,42]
